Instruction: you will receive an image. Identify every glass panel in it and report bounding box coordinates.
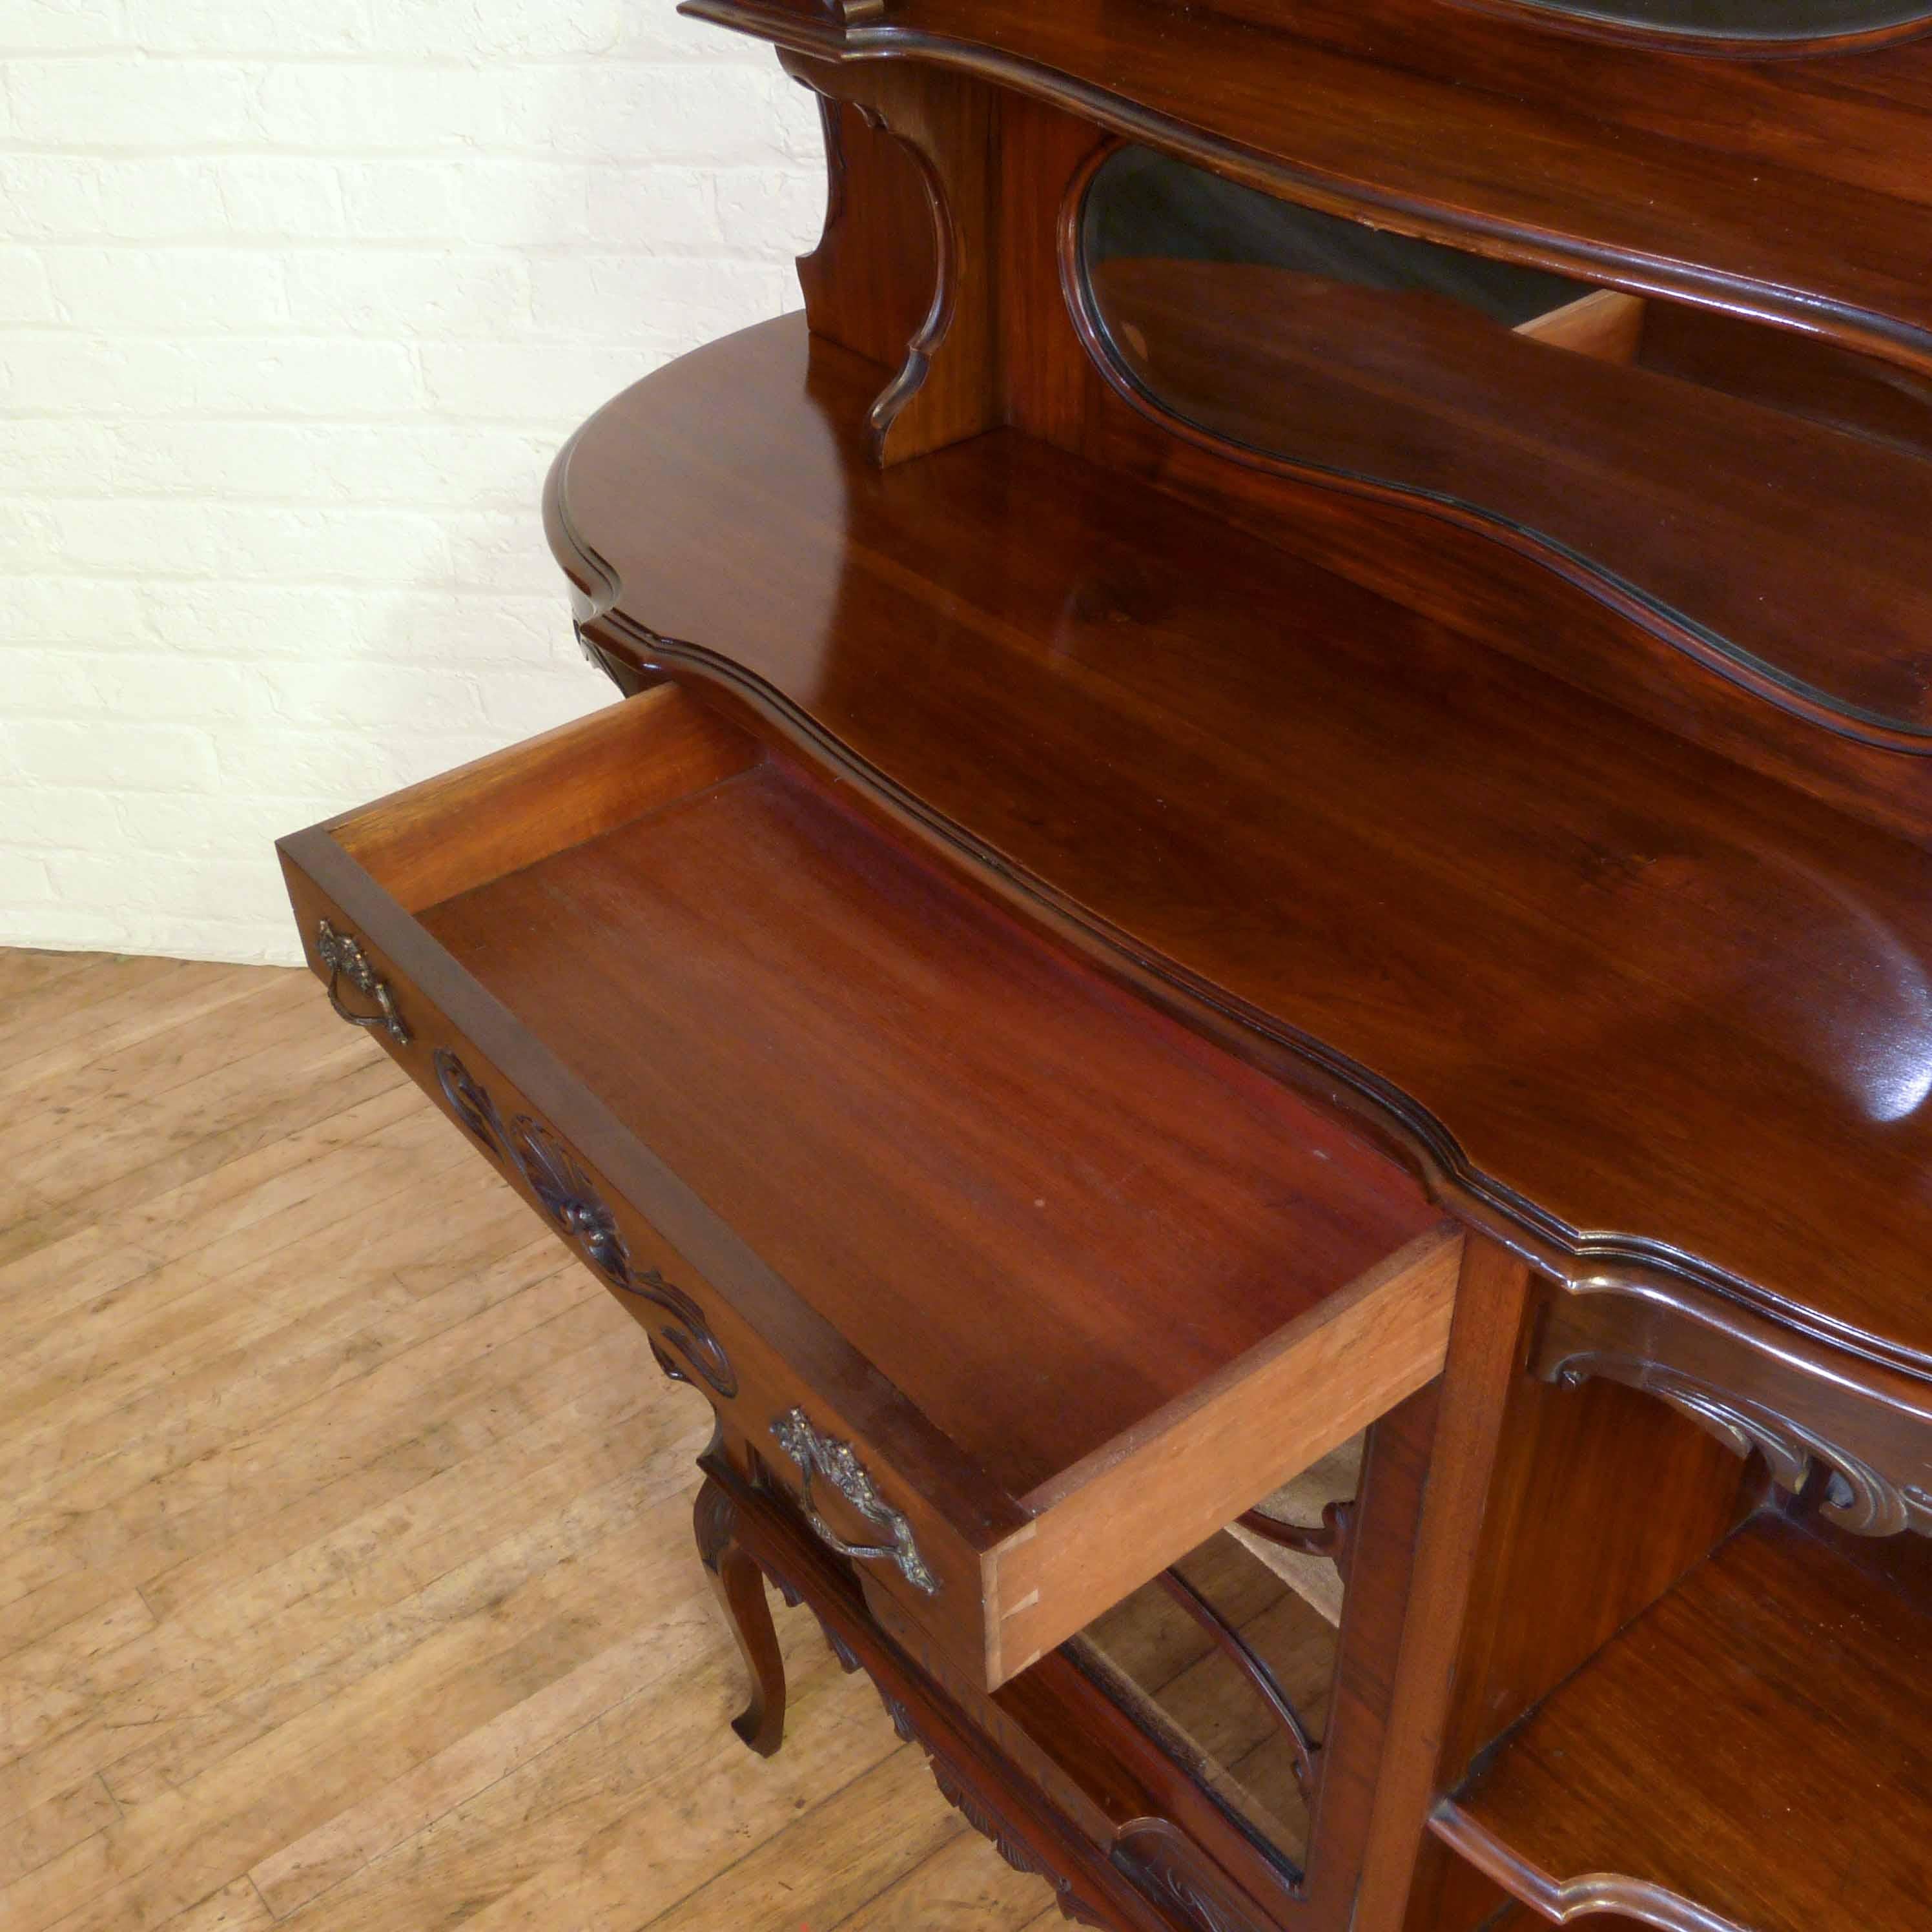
[1499,0,1932,42]
[1080,145,1932,739]
[1060,1436,1359,1878]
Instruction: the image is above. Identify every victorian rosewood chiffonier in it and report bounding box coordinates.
[277,1,1932,1928]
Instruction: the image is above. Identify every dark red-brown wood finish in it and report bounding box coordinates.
[561,13,1931,1928]
[279,3,1932,1930]
[552,310,1932,1388]
[688,0,1932,373]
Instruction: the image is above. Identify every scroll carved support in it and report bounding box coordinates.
[697,1450,1136,1930]
[1532,1283,1932,1540]
[782,50,1000,466]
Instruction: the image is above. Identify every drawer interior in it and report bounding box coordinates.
[294,685,1455,1682]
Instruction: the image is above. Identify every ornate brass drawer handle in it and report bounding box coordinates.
[770,1408,940,1596]
[315,919,411,1046]
[430,1047,739,1399]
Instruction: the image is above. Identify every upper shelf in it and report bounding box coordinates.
[684,0,1932,377]
[551,313,1932,1382]
[1077,144,1932,742]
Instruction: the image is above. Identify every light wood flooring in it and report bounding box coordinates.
[0,947,1068,1932]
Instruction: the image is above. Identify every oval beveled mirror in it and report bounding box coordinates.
[1468,0,1932,44]
[1077,143,1932,743]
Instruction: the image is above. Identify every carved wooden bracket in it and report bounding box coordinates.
[1532,1280,1932,1540]
[783,51,999,466]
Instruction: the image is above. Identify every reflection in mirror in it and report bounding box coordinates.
[1079,145,1932,739]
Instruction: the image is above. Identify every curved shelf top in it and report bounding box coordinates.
[550,314,1932,1384]
[684,0,1932,378]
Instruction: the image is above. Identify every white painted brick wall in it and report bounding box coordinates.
[0,0,825,964]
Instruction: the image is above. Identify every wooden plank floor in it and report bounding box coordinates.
[0,948,1067,1932]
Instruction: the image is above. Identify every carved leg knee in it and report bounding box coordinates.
[694,1477,787,1757]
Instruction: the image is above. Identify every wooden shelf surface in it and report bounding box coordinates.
[687,0,1932,378]
[1088,256,1932,737]
[1442,1512,1932,1932]
[552,314,1932,1381]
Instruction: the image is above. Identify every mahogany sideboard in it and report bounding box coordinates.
[280,4,1932,1928]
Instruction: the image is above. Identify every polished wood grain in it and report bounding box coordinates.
[407,722,1435,1501]
[686,0,1932,377]
[283,683,1447,1690]
[784,50,1001,463]
[1096,342,1932,853]
[1344,1241,1537,1932]
[270,2,1932,1920]
[1399,1290,1756,1932]
[1294,1379,1443,1932]
[991,1229,1457,1680]
[0,947,1054,1932]
[1216,0,1932,211]
[1430,0,1932,58]
[592,64,1932,852]
[1444,1510,1932,1932]
[555,312,1932,1386]
[794,92,936,373]
[1085,255,1932,735]
[1512,287,1644,364]
[324,686,755,913]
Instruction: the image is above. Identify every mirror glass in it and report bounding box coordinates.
[1494,0,1932,41]
[1080,144,1932,739]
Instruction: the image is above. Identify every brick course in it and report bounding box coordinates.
[1,1,821,963]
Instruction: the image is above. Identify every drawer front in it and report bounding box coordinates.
[291,883,739,1397]
[279,687,1457,1693]
[281,865,1007,1670]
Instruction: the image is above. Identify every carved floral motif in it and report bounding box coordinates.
[430,1047,739,1398]
[1542,1349,1931,1539]
[1113,1820,1275,1932]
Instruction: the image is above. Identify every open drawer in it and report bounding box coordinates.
[278,684,1459,1690]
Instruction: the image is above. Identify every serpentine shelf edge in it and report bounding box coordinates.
[680,0,1932,383]
[542,318,1932,1393]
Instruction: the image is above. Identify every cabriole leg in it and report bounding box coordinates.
[694,1475,788,1757]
